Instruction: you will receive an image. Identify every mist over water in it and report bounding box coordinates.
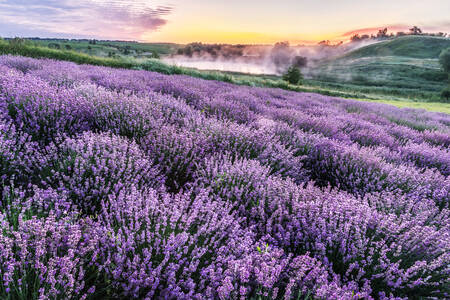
[162,57,278,75]
[163,40,380,75]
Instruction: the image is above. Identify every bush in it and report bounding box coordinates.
[96,187,253,298]
[40,131,164,215]
[282,66,303,85]
[441,86,450,102]
[439,47,450,73]
[0,187,102,299]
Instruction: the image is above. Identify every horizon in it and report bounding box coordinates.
[0,1,449,44]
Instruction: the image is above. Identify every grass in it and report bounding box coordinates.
[350,98,450,114]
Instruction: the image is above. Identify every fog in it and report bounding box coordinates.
[163,57,276,75]
[162,40,381,76]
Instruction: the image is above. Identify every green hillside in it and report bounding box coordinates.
[343,35,450,59]
[25,38,180,59]
[311,36,450,101]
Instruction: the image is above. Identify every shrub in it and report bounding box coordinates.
[39,131,164,215]
[439,47,450,73]
[194,156,450,298]
[96,187,253,298]
[0,120,38,194]
[441,85,450,102]
[0,187,103,300]
[282,65,303,85]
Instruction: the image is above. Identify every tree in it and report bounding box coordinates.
[292,56,307,68]
[351,34,369,42]
[123,45,131,55]
[350,34,361,42]
[439,48,450,73]
[48,42,60,49]
[271,41,293,73]
[273,41,290,50]
[65,44,72,50]
[9,37,26,47]
[282,65,303,85]
[377,28,388,39]
[441,86,450,102]
[318,40,331,46]
[409,26,422,35]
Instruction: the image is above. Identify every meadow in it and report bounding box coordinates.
[0,55,448,299]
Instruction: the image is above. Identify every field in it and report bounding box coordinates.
[0,55,449,299]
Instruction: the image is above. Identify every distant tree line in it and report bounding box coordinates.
[176,43,245,58]
[317,40,343,47]
[3,37,140,44]
[350,26,448,43]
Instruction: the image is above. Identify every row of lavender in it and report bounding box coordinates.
[0,55,448,299]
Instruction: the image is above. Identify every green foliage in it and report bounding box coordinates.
[48,43,60,49]
[7,38,36,49]
[282,66,303,85]
[439,48,450,73]
[441,86,450,102]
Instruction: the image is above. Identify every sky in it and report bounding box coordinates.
[0,0,449,44]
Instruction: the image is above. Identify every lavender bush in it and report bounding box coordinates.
[0,55,449,299]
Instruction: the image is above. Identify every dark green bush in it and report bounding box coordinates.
[441,86,450,102]
[439,48,450,73]
[282,66,303,85]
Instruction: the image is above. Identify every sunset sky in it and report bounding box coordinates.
[0,0,449,44]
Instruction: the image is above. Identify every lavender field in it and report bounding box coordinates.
[0,55,449,299]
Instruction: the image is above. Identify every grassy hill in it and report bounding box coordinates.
[343,35,450,59]
[27,38,180,58]
[310,36,450,102]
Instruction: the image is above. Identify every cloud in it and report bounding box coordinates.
[0,0,174,40]
[420,21,450,32]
